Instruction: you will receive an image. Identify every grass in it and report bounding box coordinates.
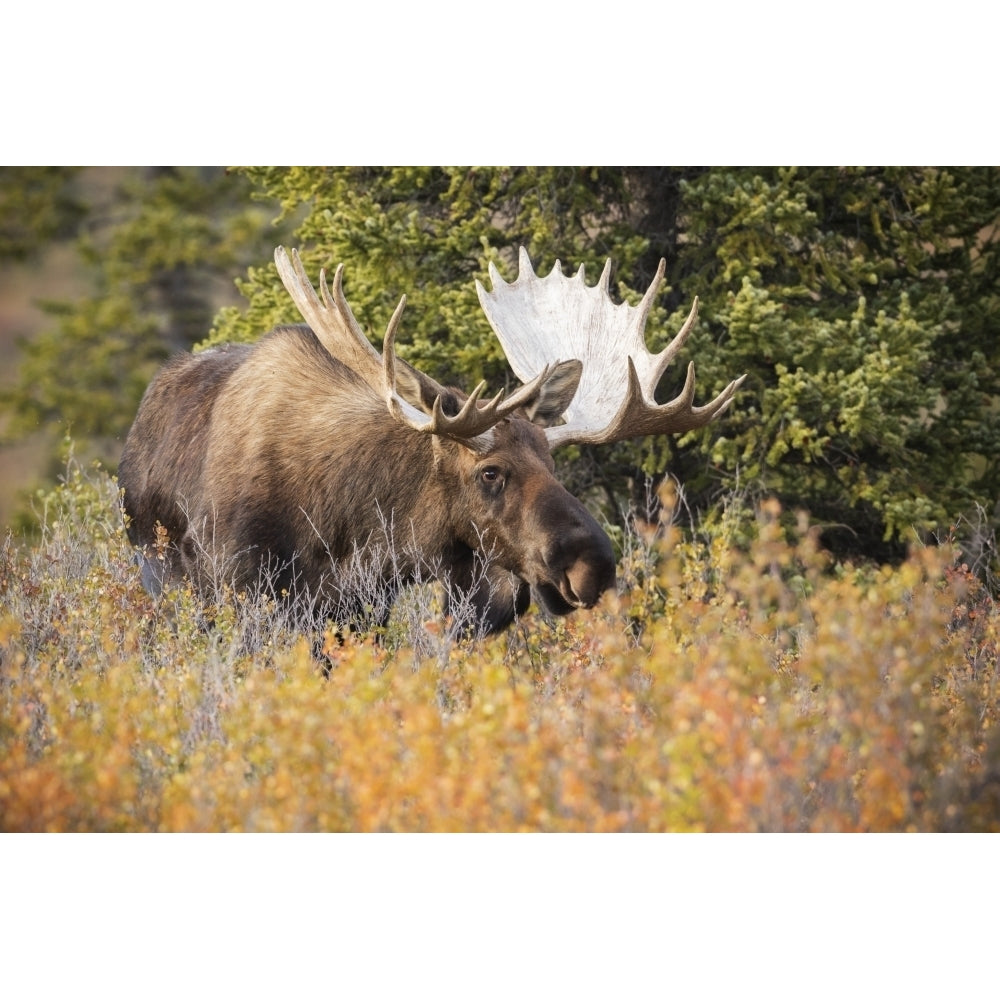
[1,460,998,831]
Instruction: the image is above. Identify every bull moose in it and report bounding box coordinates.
[118,246,745,635]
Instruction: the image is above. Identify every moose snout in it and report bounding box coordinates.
[563,533,617,607]
[542,513,617,611]
[564,550,616,607]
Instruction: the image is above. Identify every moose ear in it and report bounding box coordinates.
[393,358,468,420]
[523,359,583,428]
[392,358,441,414]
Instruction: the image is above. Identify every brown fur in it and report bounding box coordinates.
[119,324,616,633]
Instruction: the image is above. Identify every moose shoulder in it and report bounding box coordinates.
[118,247,745,635]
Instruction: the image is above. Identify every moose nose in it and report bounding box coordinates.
[565,544,616,607]
[549,517,616,608]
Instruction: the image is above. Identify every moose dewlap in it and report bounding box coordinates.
[118,247,745,635]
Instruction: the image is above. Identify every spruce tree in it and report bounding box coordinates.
[1,167,282,474]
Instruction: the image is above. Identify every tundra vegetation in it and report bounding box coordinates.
[1,166,999,831]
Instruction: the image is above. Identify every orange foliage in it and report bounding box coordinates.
[2,471,999,831]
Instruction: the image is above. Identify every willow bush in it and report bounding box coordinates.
[2,464,997,832]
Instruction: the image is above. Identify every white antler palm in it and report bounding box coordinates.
[476,247,746,448]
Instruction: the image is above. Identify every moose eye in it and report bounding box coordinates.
[480,467,504,488]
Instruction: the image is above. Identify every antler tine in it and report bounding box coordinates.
[547,363,748,447]
[648,293,698,388]
[389,355,559,446]
[427,381,503,435]
[644,361,747,430]
[596,257,613,292]
[381,292,409,397]
[517,245,536,280]
[436,364,557,437]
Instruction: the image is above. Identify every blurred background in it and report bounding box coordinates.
[0,166,280,528]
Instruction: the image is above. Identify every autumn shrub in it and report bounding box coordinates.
[1,464,998,831]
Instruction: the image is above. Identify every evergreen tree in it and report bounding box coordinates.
[674,167,1000,556]
[0,166,86,261]
[1,167,283,475]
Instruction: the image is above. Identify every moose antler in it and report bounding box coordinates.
[381,313,561,441]
[476,247,746,448]
[274,245,402,387]
[274,247,559,450]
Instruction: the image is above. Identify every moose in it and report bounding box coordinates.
[118,246,745,635]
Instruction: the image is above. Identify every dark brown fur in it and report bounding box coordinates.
[119,324,616,634]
